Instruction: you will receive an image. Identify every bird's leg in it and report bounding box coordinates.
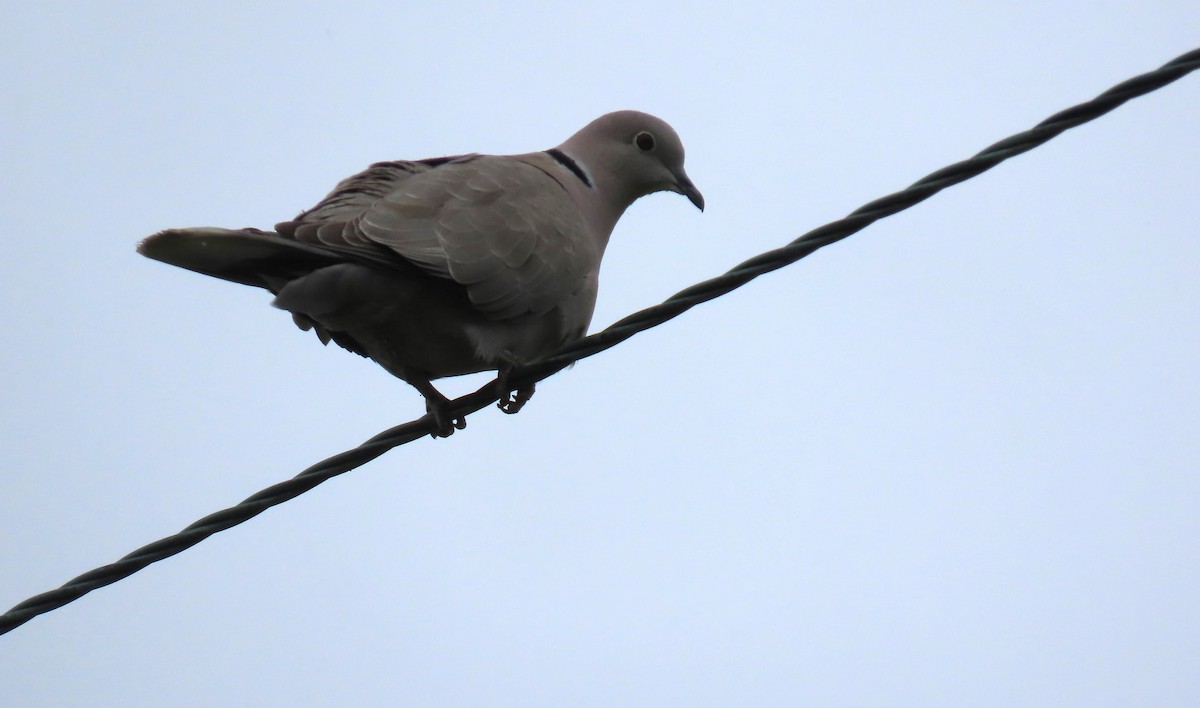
[495,357,535,415]
[410,378,466,438]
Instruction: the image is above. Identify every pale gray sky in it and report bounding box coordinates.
[2,2,1199,706]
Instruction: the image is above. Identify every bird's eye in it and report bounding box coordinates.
[634,131,655,152]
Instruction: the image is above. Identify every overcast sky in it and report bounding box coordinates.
[2,3,1199,706]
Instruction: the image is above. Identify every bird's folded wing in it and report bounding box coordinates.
[282,155,595,320]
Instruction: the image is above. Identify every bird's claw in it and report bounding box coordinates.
[426,399,466,438]
[494,358,535,415]
[497,383,534,415]
[494,361,534,415]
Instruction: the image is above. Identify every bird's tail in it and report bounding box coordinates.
[137,227,342,292]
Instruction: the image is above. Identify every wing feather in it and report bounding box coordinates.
[274,153,594,320]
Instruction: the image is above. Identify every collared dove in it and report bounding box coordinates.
[138,110,703,436]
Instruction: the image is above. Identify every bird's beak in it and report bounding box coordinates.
[673,170,705,212]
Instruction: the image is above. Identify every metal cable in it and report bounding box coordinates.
[3,47,1197,637]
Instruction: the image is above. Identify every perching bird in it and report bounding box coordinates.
[138,110,703,436]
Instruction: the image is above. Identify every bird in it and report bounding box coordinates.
[138,110,704,437]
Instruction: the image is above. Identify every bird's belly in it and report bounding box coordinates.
[275,263,578,382]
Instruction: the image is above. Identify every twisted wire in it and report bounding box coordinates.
[3,47,1196,637]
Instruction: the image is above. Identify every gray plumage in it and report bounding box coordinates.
[138,110,703,435]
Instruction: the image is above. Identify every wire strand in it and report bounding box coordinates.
[3,46,1197,637]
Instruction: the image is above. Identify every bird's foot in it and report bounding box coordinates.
[498,386,534,415]
[496,367,535,415]
[425,398,467,438]
[414,382,466,438]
